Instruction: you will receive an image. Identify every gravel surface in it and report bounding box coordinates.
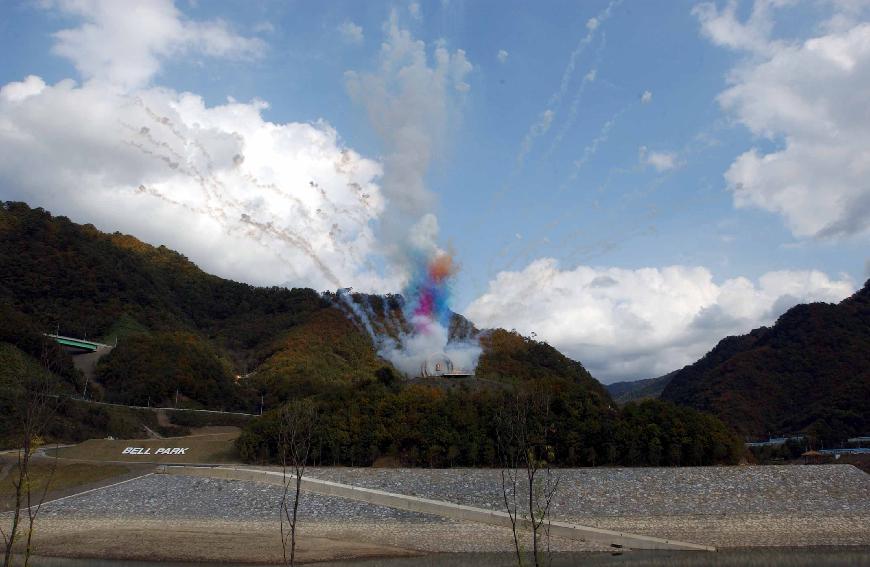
[40,474,448,523]
[304,465,870,519]
[30,465,870,552]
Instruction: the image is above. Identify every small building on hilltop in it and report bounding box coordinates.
[419,353,473,378]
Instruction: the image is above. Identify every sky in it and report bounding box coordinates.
[1,0,868,382]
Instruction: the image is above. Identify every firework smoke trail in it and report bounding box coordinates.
[239,214,343,288]
[336,289,378,340]
[121,98,362,290]
[362,295,392,336]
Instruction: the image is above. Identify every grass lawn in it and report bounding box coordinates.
[50,427,241,464]
[0,460,131,510]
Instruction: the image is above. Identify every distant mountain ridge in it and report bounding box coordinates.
[660,281,870,441]
[607,373,673,405]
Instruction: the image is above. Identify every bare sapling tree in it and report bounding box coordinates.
[496,389,561,567]
[2,343,59,567]
[277,399,318,566]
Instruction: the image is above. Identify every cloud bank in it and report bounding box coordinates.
[0,0,390,292]
[697,0,870,238]
[466,260,854,382]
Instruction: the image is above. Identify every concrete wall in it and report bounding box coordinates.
[162,465,715,552]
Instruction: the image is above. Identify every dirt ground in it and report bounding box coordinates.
[22,518,421,564]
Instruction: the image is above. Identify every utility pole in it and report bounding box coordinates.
[175,388,179,408]
[260,394,264,416]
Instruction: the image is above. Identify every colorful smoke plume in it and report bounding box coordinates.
[336,237,481,378]
[374,242,480,378]
[406,250,456,334]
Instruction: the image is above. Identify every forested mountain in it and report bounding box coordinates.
[660,282,870,442]
[607,373,673,405]
[1,202,740,466]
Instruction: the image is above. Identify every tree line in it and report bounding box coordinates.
[237,377,742,468]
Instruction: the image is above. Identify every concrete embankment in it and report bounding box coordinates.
[162,465,716,551]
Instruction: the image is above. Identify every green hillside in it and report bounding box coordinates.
[1,202,741,466]
[661,282,870,442]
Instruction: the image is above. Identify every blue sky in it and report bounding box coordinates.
[1,0,867,381]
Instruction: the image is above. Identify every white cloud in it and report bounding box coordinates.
[337,21,364,45]
[47,0,264,91]
[466,260,854,382]
[639,146,679,171]
[698,1,870,238]
[0,78,390,292]
[497,49,509,63]
[0,1,396,293]
[0,75,46,102]
[693,0,785,54]
[640,90,653,104]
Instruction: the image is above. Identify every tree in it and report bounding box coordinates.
[277,399,317,566]
[2,343,58,567]
[496,390,561,567]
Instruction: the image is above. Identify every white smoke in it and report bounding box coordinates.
[344,10,472,258]
[341,11,481,378]
[379,319,482,377]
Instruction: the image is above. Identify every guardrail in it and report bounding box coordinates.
[63,396,257,417]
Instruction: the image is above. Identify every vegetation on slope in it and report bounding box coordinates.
[0,342,174,448]
[606,373,673,405]
[0,201,326,373]
[661,281,870,442]
[2,202,741,465]
[95,331,238,409]
[237,381,741,467]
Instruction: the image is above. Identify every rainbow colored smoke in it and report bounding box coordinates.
[405,250,456,334]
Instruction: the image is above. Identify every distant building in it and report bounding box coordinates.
[818,448,870,457]
[746,435,805,448]
[419,353,473,378]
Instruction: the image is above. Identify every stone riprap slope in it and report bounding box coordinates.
[32,474,609,555]
[23,465,870,554]
[40,474,445,523]
[305,465,870,519]
[302,465,870,548]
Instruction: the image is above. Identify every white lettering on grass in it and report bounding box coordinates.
[121,447,189,456]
